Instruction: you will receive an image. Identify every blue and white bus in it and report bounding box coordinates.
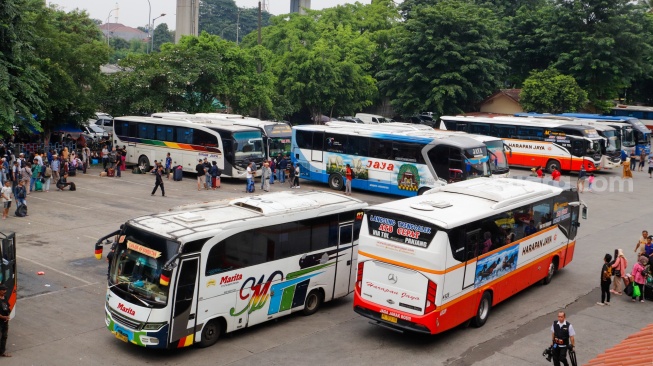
[559,113,650,156]
[292,124,492,196]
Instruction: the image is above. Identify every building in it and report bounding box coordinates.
[176,0,200,43]
[290,0,311,14]
[99,23,148,43]
[478,89,523,115]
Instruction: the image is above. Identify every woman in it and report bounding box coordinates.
[262,162,271,192]
[536,166,544,178]
[611,249,628,295]
[631,256,648,302]
[62,147,69,161]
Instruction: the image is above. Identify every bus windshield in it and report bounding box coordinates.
[234,131,265,160]
[269,137,291,157]
[485,140,509,175]
[464,147,490,178]
[109,226,179,307]
[602,130,620,153]
[622,127,636,148]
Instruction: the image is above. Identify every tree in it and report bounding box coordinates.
[0,0,48,135]
[199,0,271,43]
[519,68,588,113]
[378,0,507,116]
[152,23,174,52]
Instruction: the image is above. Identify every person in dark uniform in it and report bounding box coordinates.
[0,284,12,357]
[151,165,165,197]
[551,311,576,366]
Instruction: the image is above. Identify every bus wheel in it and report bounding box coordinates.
[472,292,492,328]
[198,319,223,348]
[138,155,151,172]
[542,259,557,285]
[417,187,431,196]
[545,160,560,174]
[302,289,324,316]
[328,174,344,191]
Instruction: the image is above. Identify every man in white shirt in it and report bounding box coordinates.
[246,162,254,193]
[551,311,576,366]
[1,181,12,219]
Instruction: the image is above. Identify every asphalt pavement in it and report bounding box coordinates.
[0,164,650,365]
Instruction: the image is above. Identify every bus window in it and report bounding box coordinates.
[517,126,544,141]
[325,133,346,153]
[194,129,218,147]
[139,124,156,140]
[369,140,392,160]
[295,130,313,149]
[176,127,193,144]
[448,227,466,262]
[345,136,370,156]
[469,123,490,135]
[393,142,425,164]
[491,125,515,138]
[156,126,174,142]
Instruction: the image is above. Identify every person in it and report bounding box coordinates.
[481,232,492,254]
[289,162,300,188]
[551,167,561,181]
[51,153,60,184]
[634,230,649,256]
[649,153,653,178]
[505,228,515,244]
[165,153,172,180]
[20,162,31,195]
[14,180,26,209]
[588,173,595,192]
[551,311,575,366]
[630,151,638,171]
[645,236,653,258]
[597,253,612,306]
[56,173,74,191]
[639,149,647,172]
[151,165,165,197]
[108,147,118,177]
[524,220,537,236]
[112,148,121,178]
[0,284,11,357]
[269,158,276,185]
[30,159,41,192]
[345,163,353,196]
[101,145,109,170]
[610,249,627,295]
[120,145,127,171]
[209,161,220,189]
[577,165,586,193]
[62,146,69,161]
[195,159,205,191]
[203,158,211,190]
[631,256,648,302]
[1,181,12,220]
[246,161,255,193]
[262,162,271,192]
[277,155,287,183]
[42,163,52,192]
[536,166,544,178]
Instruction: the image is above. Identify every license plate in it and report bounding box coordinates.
[381,314,398,323]
[115,332,128,342]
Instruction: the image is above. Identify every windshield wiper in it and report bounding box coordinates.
[109,281,153,308]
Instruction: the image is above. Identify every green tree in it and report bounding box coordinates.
[378,0,507,116]
[152,23,174,52]
[520,68,588,113]
[35,5,109,141]
[0,0,48,135]
[199,0,271,43]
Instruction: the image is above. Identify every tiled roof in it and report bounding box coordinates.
[482,89,522,104]
[586,323,653,365]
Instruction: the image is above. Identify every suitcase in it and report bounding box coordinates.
[212,176,220,188]
[15,203,27,217]
[173,167,183,181]
[107,168,115,177]
[35,179,43,191]
[69,182,76,191]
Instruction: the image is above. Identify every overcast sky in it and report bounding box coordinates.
[47,0,367,30]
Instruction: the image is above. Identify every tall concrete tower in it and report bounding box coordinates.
[290,0,311,15]
[176,0,199,43]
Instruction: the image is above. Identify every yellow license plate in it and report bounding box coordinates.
[115,332,128,342]
[381,314,398,323]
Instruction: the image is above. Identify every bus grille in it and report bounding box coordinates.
[110,308,142,330]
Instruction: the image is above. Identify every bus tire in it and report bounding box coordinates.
[472,292,492,328]
[138,155,151,172]
[417,187,431,196]
[545,160,560,174]
[328,174,344,191]
[542,258,558,285]
[197,318,223,348]
[302,289,324,316]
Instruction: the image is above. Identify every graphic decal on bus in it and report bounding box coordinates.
[326,155,369,180]
[115,135,222,155]
[397,164,420,191]
[474,245,519,287]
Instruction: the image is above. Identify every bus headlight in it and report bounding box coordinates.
[139,335,159,345]
[142,322,166,331]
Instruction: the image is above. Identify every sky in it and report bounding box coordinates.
[47,0,367,30]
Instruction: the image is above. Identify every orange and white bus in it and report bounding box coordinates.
[441,115,604,172]
[353,178,586,334]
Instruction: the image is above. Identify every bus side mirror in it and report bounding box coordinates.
[582,206,588,220]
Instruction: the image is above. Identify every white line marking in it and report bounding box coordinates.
[17,282,100,301]
[27,195,89,210]
[17,255,94,285]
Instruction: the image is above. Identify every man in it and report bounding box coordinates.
[196,159,205,191]
[51,153,60,185]
[277,155,287,183]
[151,165,165,197]
[101,145,109,170]
[0,284,11,357]
[345,163,353,196]
[1,181,12,220]
[635,230,649,255]
[165,153,172,180]
[203,158,211,190]
[576,165,586,193]
[56,173,74,191]
[524,220,537,237]
[551,167,561,181]
[551,311,575,366]
[246,161,255,193]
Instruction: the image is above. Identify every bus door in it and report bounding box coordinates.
[333,222,354,298]
[462,229,480,290]
[169,256,200,347]
[0,233,16,316]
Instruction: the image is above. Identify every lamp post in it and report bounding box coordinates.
[151,13,166,53]
[236,9,241,45]
[146,0,151,53]
[106,6,119,46]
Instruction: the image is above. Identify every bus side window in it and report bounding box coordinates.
[532,199,552,229]
[448,227,466,262]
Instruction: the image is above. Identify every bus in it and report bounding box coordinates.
[560,112,650,155]
[93,191,367,349]
[0,233,16,321]
[513,114,622,169]
[610,105,653,130]
[293,124,493,196]
[441,115,604,173]
[195,113,292,159]
[327,121,511,178]
[114,116,266,178]
[353,178,586,334]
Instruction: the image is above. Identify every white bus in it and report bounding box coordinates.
[293,123,493,196]
[114,116,266,178]
[94,191,367,348]
[442,115,604,173]
[353,178,586,334]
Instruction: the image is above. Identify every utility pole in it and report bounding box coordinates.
[257,1,262,119]
[236,9,241,45]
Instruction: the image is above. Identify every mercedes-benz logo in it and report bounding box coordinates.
[387,299,395,305]
[388,273,397,284]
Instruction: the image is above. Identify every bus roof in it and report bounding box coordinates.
[366,178,565,229]
[512,113,617,132]
[442,115,603,137]
[119,115,260,133]
[126,191,367,243]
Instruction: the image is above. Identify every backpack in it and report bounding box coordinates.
[44,167,52,178]
[15,203,27,217]
[602,265,612,281]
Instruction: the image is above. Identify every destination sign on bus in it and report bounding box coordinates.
[366,211,436,248]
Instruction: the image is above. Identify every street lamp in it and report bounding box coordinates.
[151,13,166,53]
[106,5,119,46]
[146,0,151,53]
